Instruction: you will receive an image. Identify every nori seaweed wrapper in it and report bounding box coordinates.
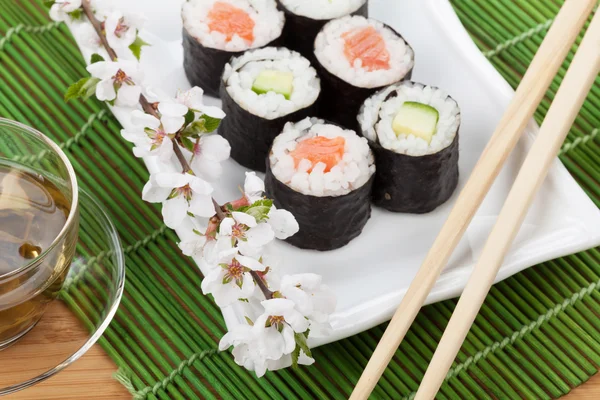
[218,48,320,172]
[275,0,368,63]
[265,161,374,251]
[369,135,459,213]
[361,85,460,213]
[314,22,413,132]
[182,27,283,98]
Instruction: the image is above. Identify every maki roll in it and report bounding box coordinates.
[358,81,461,213]
[276,0,368,62]
[265,117,375,251]
[182,0,285,97]
[219,47,321,172]
[314,16,414,131]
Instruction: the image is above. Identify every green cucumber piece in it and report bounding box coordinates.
[251,70,294,99]
[392,101,439,143]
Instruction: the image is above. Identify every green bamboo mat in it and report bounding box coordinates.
[1,0,599,398]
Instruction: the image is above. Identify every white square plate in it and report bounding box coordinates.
[79,0,600,347]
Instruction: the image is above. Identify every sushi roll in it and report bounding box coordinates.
[219,47,321,172]
[358,81,461,213]
[182,0,285,97]
[265,117,375,251]
[314,16,414,131]
[276,0,368,62]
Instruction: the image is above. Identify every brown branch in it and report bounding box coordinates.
[82,0,271,301]
[250,271,273,299]
[82,0,117,61]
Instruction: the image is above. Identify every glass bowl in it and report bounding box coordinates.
[0,189,125,395]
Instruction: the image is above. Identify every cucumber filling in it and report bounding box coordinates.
[392,101,439,143]
[251,70,294,99]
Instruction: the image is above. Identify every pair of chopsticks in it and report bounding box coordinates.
[351,1,600,399]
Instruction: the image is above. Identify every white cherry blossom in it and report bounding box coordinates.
[188,134,231,182]
[267,207,299,240]
[252,298,309,358]
[49,0,82,22]
[220,211,274,256]
[219,323,313,377]
[243,172,265,204]
[142,172,215,228]
[175,87,225,119]
[104,10,142,50]
[86,60,142,106]
[280,274,336,332]
[201,249,266,307]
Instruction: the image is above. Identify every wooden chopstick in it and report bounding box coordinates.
[349,1,598,399]
[414,7,600,399]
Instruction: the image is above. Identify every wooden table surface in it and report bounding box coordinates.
[3,302,599,399]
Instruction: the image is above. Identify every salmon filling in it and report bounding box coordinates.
[207,2,255,43]
[342,26,390,71]
[291,136,346,172]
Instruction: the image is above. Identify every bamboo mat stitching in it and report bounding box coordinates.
[483,18,553,58]
[115,349,220,400]
[0,20,61,51]
[2,0,600,398]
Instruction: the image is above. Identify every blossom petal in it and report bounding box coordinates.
[267,208,299,239]
[232,211,257,228]
[202,105,226,119]
[200,134,230,162]
[281,325,296,354]
[283,309,309,333]
[261,298,295,315]
[131,110,160,129]
[219,218,235,236]
[159,102,189,118]
[87,61,118,79]
[117,84,142,107]
[244,172,265,200]
[156,138,175,163]
[191,156,222,182]
[213,281,243,307]
[95,79,117,101]
[188,175,214,195]
[236,255,265,271]
[154,172,192,188]
[141,178,171,203]
[162,196,188,228]
[246,223,275,247]
[188,194,216,218]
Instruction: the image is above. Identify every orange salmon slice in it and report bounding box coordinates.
[207,2,255,44]
[342,26,390,71]
[291,136,346,173]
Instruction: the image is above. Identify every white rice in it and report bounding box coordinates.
[279,0,366,20]
[358,81,461,156]
[270,117,375,197]
[223,47,321,120]
[182,0,284,51]
[314,16,414,89]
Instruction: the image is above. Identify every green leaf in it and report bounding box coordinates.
[200,114,222,132]
[64,78,89,102]
[244,199,273,222]
[90,53,105,64]
[68,8,82,20]
[291,344,300,368]
[65,77,100,102]
[42,0,55,8]
[294,331,312,359]
[183,109,195,127]
[128,35,150,60]
[180,136,195,153]
[81,77,101,101]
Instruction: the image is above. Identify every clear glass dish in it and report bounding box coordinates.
[0,188,125,395]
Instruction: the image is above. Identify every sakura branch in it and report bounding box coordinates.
[49,0,336,376]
